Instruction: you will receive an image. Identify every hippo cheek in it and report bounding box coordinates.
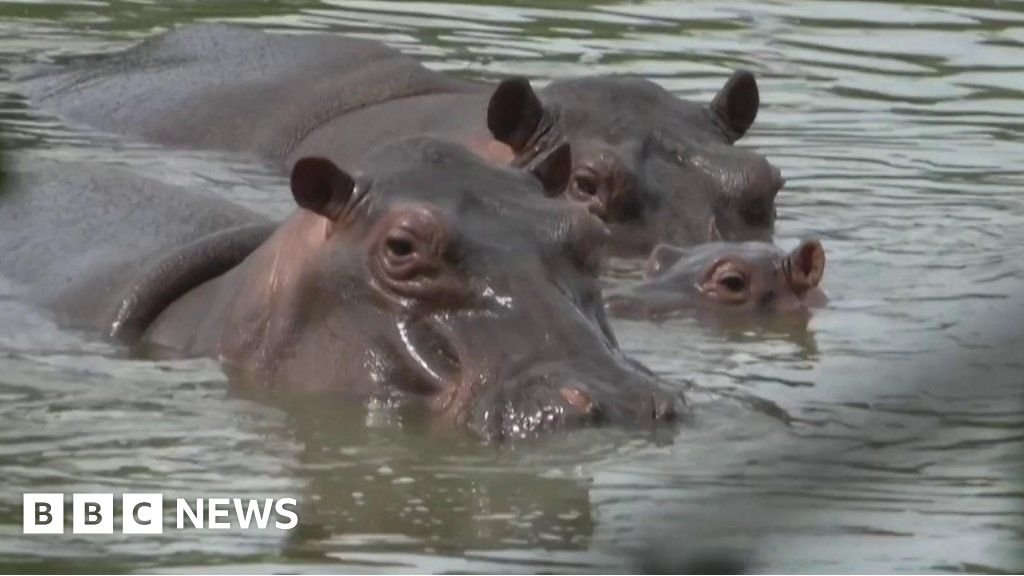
[394,317,465,395]
[801,287,829,309]
[761,283,826,316]
[762,292,808,315]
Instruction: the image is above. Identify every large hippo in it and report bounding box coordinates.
[22,24,782,255]
[0,138,681,439]
[605,240,826,319]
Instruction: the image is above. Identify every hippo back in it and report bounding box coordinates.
[22,24,481,162]
[0,160,267,333]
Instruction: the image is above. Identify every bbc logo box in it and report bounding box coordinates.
[24,493,163,535]
[23,493,298,534]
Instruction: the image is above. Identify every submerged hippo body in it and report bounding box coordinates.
[0,161,272,336]
[23,24,781,255]
[0,139,680,439]
[605,240,826,319]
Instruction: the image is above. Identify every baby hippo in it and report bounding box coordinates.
[605,240,826,319]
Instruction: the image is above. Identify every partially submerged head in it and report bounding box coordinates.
[487,71,783,255]
[228,137,680,439]
[605,240,826,319]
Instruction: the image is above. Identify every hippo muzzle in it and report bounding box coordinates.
[398,279,684,441]
[464,363,682,440]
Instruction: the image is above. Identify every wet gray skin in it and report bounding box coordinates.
[489,73,782,255]
[21,24,781,256]
[0,138,681,440]
[605,240,826,320]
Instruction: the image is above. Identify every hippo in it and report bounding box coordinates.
[0,138,681,439]
[21,24,782,255]
[604,240,826,319]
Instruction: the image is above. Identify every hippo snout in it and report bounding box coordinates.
[550,374,681,424]
[466,368,683,440]
[740,155,784,202]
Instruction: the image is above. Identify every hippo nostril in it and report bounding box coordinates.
[559,386,595,415]
[558,387,605,423]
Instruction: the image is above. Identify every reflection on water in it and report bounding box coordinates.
[0,0,1022,572]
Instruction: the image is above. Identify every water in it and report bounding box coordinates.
[1,0,1022,572]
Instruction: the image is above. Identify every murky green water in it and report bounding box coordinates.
[1,0,1022,572]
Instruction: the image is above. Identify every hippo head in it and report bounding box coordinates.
[230,138,680,440]
[605,240,826,319]
[487,72,783,256]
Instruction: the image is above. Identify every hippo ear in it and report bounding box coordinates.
[645,244,686,278]
[711,69,760,142]
[788,239,826,292]
[487,77,545,153]
[290,157,356,221]
[527,141,572,197]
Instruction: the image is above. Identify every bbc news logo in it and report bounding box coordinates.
[23,493,298,534]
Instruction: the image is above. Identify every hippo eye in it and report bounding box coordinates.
[702,260,751,304]
[572,172,599,197]
[719,272,747,293]
[385,236,416,259]
[374,207,467,300]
